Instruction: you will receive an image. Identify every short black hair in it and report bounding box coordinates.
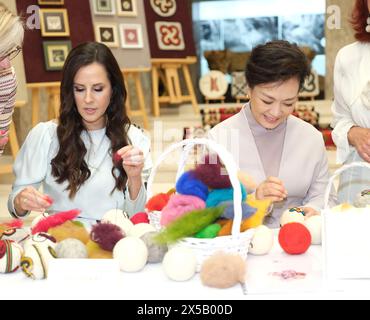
[245,40,311,90]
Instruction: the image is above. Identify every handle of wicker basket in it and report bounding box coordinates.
[147,138,243,236]
[324,162,370,210]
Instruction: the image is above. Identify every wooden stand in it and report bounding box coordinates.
[151,57,199,117]
[27,82,61,127]
[205,96,226,104]
[122,68,150,130]
[0,101,27,175]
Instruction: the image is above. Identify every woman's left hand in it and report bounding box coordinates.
[117,145,144,180]
[300,207,320,219]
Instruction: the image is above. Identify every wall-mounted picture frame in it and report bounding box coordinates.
[95,23,119,48]
[116,0,137,17]
[119,24,143,49]
[38,0,65,5]
[93,0,116,16]
[43,40,72,71]
[40,9,70,37]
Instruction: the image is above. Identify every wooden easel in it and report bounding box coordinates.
[0,100,27,175]
[122,68,150,130]
[151,56,199,117]
[27,82,61,127]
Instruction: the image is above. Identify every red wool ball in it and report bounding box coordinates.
[130,212,149,225]
[278,223,311,255]
[113,152,122,166]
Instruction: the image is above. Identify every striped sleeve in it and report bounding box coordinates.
[0,67,17,133]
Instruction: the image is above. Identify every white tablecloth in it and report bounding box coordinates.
[1,234,370,300]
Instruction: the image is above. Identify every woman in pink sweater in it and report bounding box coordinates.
[0,3,24,154]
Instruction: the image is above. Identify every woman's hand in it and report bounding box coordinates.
[0,130,9,153]
[116,146,145,200]
[348,126,370,162]
[0,57,11,70]
[256,176,288,203]
[300,206,320,219]
[14,187,53,216]
[117,145,144,180]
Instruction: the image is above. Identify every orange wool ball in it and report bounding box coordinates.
[146,194,171,212]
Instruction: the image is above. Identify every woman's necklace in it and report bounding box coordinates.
[85,130,107,172]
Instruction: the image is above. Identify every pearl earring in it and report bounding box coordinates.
[366,13,370,33]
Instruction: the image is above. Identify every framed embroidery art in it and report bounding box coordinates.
[95,23,119,48]
[92,0,116,15]
[38,0,64,5]
[119,24,143,49]
[43,41,72,71]
[116,0,138,17]
[40,9,70,37]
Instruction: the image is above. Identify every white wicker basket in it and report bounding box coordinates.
[323,162,370,280]
[147,138,255,272]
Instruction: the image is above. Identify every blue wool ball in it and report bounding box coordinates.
[176,171,209,202]
[221,202,257,220]
[206,184,247,208]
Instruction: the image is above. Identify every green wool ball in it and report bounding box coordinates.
[195,224,221,239]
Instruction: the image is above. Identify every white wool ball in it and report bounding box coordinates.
[0,240,23,274]
[162,247,197,282]
[55,239,88,259]
[140,232,168,263]
[354,190,370,208]
[304,215,322,245]
[31,212,50,229]
[280,208,305,227]
[102,209,133,235]
[113,237,148,272]
[21,242,56,280]
[128,223,156,238]
[249,225,274,256]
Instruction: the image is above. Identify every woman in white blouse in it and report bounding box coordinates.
[8,42,152,226]
[331,0,370,203]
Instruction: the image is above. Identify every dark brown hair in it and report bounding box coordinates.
[245,40,310,90]
[51,42,131,198]
[350,0,370,42]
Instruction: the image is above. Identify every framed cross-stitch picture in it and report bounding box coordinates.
[95,23,119,48]
[116,0,137,17]
[119,24,143,49]
[93,0,116,15]
[40,9,70,37]
[38,0,64,5]
[43,41,72,71]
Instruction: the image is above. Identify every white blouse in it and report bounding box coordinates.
[8,121,152,226]
[331,41,370,164]
[331,41,370,203]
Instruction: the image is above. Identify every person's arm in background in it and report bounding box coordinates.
[331,48,370,163]
[0,57,17,154]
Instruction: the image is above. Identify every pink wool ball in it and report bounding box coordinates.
[161,195,206,226]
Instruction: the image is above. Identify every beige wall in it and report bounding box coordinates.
[325,0,356,99]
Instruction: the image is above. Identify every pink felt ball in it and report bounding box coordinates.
[278,223,311,255]
[130,212,149,225]
[113,152,122,166]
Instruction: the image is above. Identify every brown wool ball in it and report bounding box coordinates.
[200,252,246,289]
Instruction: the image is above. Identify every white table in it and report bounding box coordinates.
[1,235,369,300]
